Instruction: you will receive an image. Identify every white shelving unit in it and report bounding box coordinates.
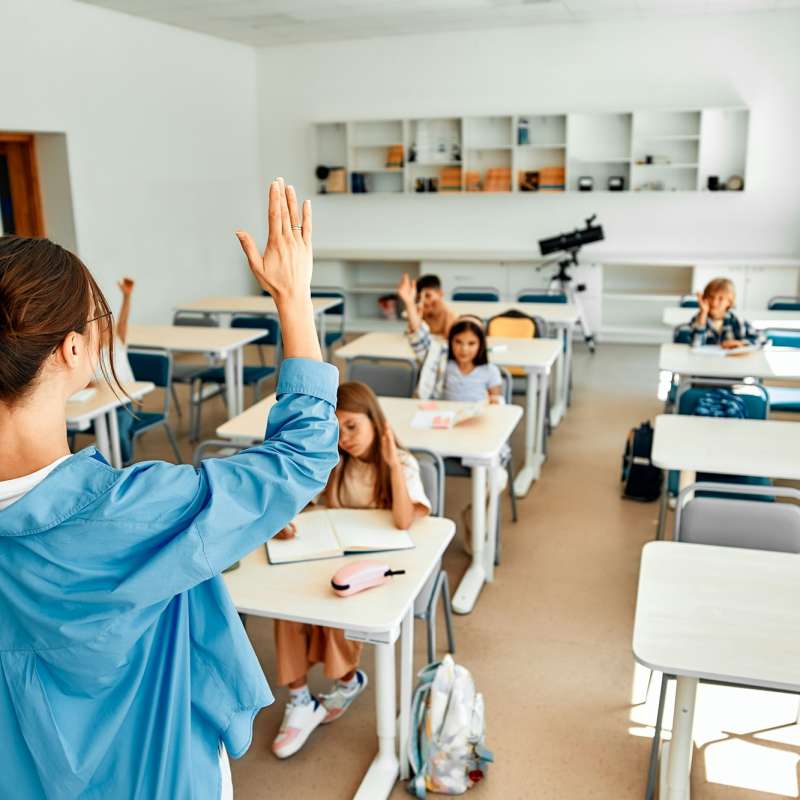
[313,106,749,195]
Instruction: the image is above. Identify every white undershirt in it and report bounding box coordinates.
[0,456,71,511]
[0,455,234,800]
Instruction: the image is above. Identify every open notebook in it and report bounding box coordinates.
[265,508,415,565]
[410,400,488,430]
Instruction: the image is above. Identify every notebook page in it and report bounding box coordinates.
[266,509,343,564]
[330,508,415,553]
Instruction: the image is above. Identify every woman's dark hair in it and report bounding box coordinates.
[448,318,489,366]
[0,235,118,405]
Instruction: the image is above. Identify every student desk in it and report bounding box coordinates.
[658,343,800,382]
[66,381,154,468]
[663,307,800,330]
[223,514,455,800]
[449,299,580,427]
[334,332,559,497]
[633,541,800,800]
[127,324,270,417]
[216,395,522,615]
[173,296,341,355]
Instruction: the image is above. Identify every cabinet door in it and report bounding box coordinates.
[744,266,799,310]
[423,261,507,299]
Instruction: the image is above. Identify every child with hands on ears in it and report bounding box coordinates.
[687,277,761,349]
[270,381,431,760]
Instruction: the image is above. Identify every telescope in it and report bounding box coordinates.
[539,214,604,262]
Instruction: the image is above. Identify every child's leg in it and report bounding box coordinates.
[315,628,368,724]
[273,619,312,688]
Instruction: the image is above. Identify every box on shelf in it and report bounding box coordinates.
[385,144,404,169]
[438,166,463,191]
[484,167,511,192]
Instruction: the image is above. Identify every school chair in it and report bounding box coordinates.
[192,440,244,466]
[645,481,800,800]
[768,296,800,311]
[346,357,417,398]
[451,287,500,302]
[678,294,699,308]
[311,289,346,355]
[189,316,279,440]
[763,328,800,413]
[655,380,772,539]
[171,311,220,419]
[410,447,456,664]
[516,288,567,304]
[127,349,182,464]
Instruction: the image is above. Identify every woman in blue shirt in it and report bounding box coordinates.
[0,179,339,799]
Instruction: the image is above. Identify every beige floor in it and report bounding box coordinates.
[127,343,800,800]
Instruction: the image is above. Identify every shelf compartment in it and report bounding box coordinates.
[698,108,749,191]
[631,164,698,192]
[633,110,701,138]
[516,114,567,147]
[464,115,513,149]
[409,118,462,166]
[567,161,630,192]
[350,119,404,147]
[568,112,632,162]
[632,135,699,166]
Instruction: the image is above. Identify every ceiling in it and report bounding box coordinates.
[76,0,800,46]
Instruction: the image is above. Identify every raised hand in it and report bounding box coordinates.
[696,291,710,317]
[118,277,135,296]
[396,273,417,308]
[236,178,312,302]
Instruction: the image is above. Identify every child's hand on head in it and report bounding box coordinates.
[118,277,135,296]
[274,522,297,540]
[380,425,400,468]
[696,291,710,316]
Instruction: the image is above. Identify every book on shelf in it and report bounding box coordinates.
[265,508,414,565]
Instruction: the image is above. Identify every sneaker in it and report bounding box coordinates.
[271,696,326,759]
[320,670,369,724]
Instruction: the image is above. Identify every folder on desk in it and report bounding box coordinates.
[265,509,415,565]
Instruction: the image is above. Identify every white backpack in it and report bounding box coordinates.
[407,655,493,797]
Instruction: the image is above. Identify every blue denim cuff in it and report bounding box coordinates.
[276,358,339,406]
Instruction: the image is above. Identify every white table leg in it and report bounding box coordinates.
[107,409,122,469]
[317,311,327,360]
[354,639,399,800]
[549,328,567,428]
[224,351,238,418]
[235,346,244,413]
[661,676,697,800]
[398,607,414,782]
[514,370,546,498]
[453,463,487,614]
[564,323,574,408]
[484,459,500,582]
[94,413,112,464]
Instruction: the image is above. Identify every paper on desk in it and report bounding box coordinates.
[691,343,765,357]
[410,402,486,430]
[333,508,414,553]
[266,510,342,564]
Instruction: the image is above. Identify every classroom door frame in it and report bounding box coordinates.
[0,132,45,237]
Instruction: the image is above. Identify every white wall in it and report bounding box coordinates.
[0,0,262,323]
[257,11,800,258]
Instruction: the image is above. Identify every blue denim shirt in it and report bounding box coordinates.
[0,358,339,800]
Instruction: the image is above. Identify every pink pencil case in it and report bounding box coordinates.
[330,560,406,597]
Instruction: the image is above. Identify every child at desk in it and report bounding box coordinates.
[397,272,458,337]
[683,277,761,349]
[270,381,431,760]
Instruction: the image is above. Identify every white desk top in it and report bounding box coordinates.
[652,414,800,480]
[633,541,800,692]
[335,332,561,371]
[663,307,800,330]
[450,300,579,326]
[127,324,268,355]
[174,296,338,316]
[223,514,455,634]
[66,381,154,428]
[659,343,800,380]
[216,394,522,462]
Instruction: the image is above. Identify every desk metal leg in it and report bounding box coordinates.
[564,324,574,407]
[235,346,244,412]
[549,328,568,428]
[94,413,112,464]
[224,352,239,418]
[317,312,327,360]
[453,464,488,614]
[107,409,122,468]
[354,639,399,800]
[661,676,697,800]
[514,370,547,498]
[484,460,500,582]
[399,608,414,782]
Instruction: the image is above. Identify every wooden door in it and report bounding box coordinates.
[0,133,45,237]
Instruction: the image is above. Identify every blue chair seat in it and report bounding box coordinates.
[130,411,167,436]
[517,292,567,304]
[766,386,800,412]
[325,330,344,347]
[196,365,275,385]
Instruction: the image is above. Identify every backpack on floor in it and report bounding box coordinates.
[407,655,493,797]
[621,421,663,502]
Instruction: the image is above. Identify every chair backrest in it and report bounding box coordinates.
[192,439,244,467]
[347,358,417,398]
[497,366,513,404]
[452,287,500,302]
[231,315,281,347]
[487,309,544,339]
[672,325,694,345]
[766,328,800,348]
[311,289,346,317]
[128,349,173,415]
[173,311,219,327]
[676,380,769,420]
[678,294,699,308]
[768,296,800,311]
[675,482,800,553]
[516,289,567,304]
[408,448,445,517]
